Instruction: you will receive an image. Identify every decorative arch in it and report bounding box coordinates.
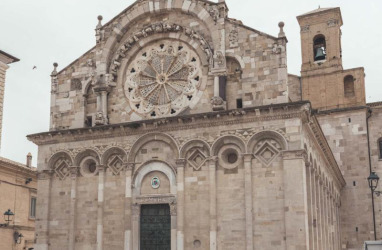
[211,135,246,156]
[180,139,211,171]
[48,151,73,168]
[128,132,179,162]
[101,147,128,175]
[180,139,211,158]
[101,147,127,165]
[48,151,74,180]
[102,2,220,71]
[133,161,177,196]
[225,53,245,69]
[247,130,288,153]
[74,149,101,167]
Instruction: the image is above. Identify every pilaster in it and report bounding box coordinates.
[97,165,106,250]
[34,170,54,250]
[176,159,186,250]
[68,166,79,250]
[209,156,218,250]
[281,150,309,249]
[243,154,254,250]
[124,163,134,250]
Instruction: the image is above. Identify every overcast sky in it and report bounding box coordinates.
[0,0,381,166]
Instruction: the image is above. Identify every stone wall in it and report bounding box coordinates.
[317,108,373,249]
[29,103,345,250]
[49,0,288,130]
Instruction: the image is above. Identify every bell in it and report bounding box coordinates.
[315,47,326,61]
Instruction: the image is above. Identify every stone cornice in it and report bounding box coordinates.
[305,116,346,189]
[0,157,37,177]
[27,101,311,146]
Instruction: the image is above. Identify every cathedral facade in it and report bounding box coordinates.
[28,1,380,250]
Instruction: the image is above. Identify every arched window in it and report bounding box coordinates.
[378,138,382,159]
[313,35,327,62]
[344,75,355,97]
[85,85,96,127]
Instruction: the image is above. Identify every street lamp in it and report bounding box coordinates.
[368,172,382,196]
[368,172,381,241]
[0,209,14,227]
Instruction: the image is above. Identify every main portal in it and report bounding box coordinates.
[140,204,171,250]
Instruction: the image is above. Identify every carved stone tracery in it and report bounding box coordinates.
[125,41,202,118]
[110,22,213,85]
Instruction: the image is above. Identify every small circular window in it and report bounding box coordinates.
[227,153,238,164]
[80,157,98,177]
[218,145,242,170]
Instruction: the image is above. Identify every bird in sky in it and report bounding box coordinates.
[32,66,37,70]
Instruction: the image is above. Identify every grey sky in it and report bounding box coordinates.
[0,0,381,166]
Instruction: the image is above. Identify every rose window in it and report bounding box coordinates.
[125,41,202,118]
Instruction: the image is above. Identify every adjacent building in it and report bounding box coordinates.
[0,51,37,249]
[26,1,381,250]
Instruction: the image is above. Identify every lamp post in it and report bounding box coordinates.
[0,209,14,227]
[368,172,381,240]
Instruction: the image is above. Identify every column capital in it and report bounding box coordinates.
[69,166,79,179]
[209,156,219,163]
[175,159,187,168]
[242,154,254,162]
[125,163,135,171]
[97,165,107,172]
[37,169,54,180]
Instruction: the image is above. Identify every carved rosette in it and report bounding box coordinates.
[125,41,202,118]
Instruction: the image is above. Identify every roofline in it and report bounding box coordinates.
[57,46,96,75]
[0,50,20,64]
[297,7,343,26]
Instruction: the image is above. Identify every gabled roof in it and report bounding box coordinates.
[0,50,20,64]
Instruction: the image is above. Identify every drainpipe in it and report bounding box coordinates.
[366,107,376,240]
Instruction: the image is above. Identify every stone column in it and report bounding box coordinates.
[176,159,186,250]
[34,170,53,250]
[132,204,140,249]
[97,165,106,250]
[101,91,108,123]
[209,157,218,250]
[96,92,102,113]
[243,154,254,250]
[281,150,309,249]
[214,76,219,97]
[170,202,177,250]
[68,166,79,250]
[124,164,133,250]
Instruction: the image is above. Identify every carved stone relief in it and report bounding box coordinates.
[124,41,202,118]
[229,28,239,48]
[110,22,213,85]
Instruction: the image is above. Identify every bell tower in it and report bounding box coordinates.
[297,7,343,77]
[297,7,366,110]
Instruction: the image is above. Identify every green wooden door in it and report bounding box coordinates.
[140,204,171,250]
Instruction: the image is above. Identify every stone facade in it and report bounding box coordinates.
[0,156,37,250]
[0,50,19,152]
[27,1,382,250]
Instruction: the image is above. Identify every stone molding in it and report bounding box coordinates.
[281,150,307,161]
[37,170,54,180]
[28,102,309,146]
[133,195,176,206]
